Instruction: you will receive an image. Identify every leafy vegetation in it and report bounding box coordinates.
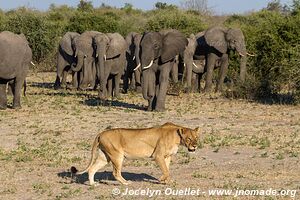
[0,0,299,103]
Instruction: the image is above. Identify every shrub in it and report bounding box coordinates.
[225,9,300,103]
[4,9,58,66]
[65,11,120,33]
[145,8,206,35]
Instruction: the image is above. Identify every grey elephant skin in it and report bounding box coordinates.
[0,31,32,109]
[124,32,142,93]
[184,26,248,92]
[94,32,127,100]
[54,32,80,90]
[71,31,97,90]
[140,29,188,111]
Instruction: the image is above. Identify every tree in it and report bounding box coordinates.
[77,0,93,12]
[265,0,282,12]
[180,0,210,14]
[155,2,177,10]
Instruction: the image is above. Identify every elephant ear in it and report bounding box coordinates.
[106,33,126,59]
[60,32,78,56]
[204,27,228,54]
[161,30,188,63]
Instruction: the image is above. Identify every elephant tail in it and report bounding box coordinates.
[23,80,27,97]
[71,134,100,175]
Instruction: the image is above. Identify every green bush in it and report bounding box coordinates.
[65,11,120,33]
[145,8,206,35]
[225,9,300,103]
[4,9,58,65]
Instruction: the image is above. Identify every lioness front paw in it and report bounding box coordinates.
[159,176,170,184]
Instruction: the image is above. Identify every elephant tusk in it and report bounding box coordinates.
[193,62,199,69]
[96,53,98,58]
[134,63,141,71]
[239,52,246,57]
[104,54,106,61]
[143,60,153,70]
[133,56,136,60]
[247,52,255,57]
[184,63,186,67]
[30,61,36,66]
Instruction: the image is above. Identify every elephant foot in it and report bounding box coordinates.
[98,93,107,101]
[136,86,142,93]
[12,104,21,109]
[66,84,77,90]
[147,105,153,111]
[154,106,166,112]
[54,84,62,90]
[204,87,212,93]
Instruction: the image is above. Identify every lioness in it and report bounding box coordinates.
[71,122,200,185]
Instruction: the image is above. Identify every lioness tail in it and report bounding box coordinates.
[70,134,100,175]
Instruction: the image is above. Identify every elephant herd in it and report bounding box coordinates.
[0,26,252,111]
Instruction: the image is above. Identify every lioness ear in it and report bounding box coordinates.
[177,128,185,138]
[194,127,200,136]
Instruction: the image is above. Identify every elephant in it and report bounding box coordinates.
[54,32,80,90]
[70,31,97,90]
[0,31,32,109]
[93,32,127,100]
[140,29,188,111]
[123,32,142,93]
[184,26,251,93]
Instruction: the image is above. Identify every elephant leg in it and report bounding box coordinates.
[12,77,24,109]
[0,80,7,110]
[123,67,130,93]
[130,72,136,90]
[61,70,68,88]
[155,63,172,112]
[171,60,178,83]
[67,71,78,90]
[204,53,218,93]
[216,54,229,92]
[198,73,204,93]
[107,78,113,98]
[185,61,193,93]
[54,54,66,90]
[114,73,122,98]
[191,72,198,93]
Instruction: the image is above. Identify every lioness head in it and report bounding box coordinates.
[178,127,200,152]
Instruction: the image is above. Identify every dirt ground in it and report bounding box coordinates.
[0,72,299,200]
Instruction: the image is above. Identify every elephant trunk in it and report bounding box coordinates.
[79,58,89,88]
[236,44,248,82]
[142,70,155,100]
[134,44,141,70]
[97,55,106,99]
[71,56,83,72]
[239,55,247,82]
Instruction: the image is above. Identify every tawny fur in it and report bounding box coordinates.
[71,122,200,185]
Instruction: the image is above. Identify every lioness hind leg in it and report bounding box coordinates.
[110,155,130,185]
[88,150,109,186]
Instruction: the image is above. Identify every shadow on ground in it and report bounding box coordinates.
[83,97,146,111]
[58,170,158,185]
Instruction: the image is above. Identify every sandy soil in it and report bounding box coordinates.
[0,72,299,200]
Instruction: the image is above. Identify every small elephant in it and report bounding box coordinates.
[54,32,80,90]
[184,27,251,92]
[93,32,127,100]
[123,32,142,93]
[71,31,97,90]
[140,29,188,111]
[0,31,32,109]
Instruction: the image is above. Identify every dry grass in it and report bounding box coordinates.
[0,72,299,199]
